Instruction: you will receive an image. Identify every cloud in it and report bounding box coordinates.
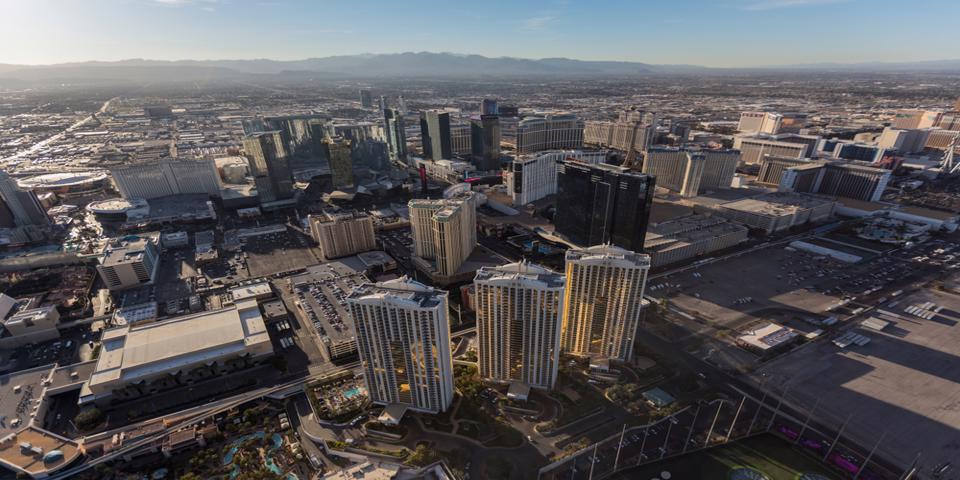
[739,0,849,11]
[522,15,556,30]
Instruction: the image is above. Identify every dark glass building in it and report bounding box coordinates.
[480,98,498,116]
[243,131,294,203]
[554,161,655,252]
[471,115,501,171]
[244,115,330,170]
[420,111,452,161]
[384,108,408,163]
[359,89,373,108]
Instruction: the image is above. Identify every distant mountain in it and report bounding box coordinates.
[1,52,959,85]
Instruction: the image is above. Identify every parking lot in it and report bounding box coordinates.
[242,228,322,278]
[655,246,844,333]
[756,283,960,472]
[292,273,364,361]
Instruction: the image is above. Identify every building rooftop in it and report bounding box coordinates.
[737,322,799,351]
[348,277,446,309]
[474,261,564,289]
[0,426,81,478]
[720,192,835,217]
[100,233,159,267]
[565,244,651,268]
[229,281,272,302]
[87,299,271,391]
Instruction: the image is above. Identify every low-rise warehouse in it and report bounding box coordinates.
[644,214,748,267]
[80,299,274,406]
[715,192,835,234]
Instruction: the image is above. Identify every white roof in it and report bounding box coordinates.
[88,299,271,388]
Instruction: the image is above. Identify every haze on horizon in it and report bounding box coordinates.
[2,0,959,68]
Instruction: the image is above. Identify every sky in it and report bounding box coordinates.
[1,0,958,67]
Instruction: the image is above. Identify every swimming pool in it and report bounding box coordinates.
[222,431,298,480]
[343,386,363,399]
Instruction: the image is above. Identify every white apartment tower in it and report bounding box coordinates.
[561,245,650,362]
[504,150,608,206]
[474,262,565,390]
[408,190,476,277]
[643,149,705,198]
[347,277,454,413]
[308,211,376,259]
[738,112,783,134]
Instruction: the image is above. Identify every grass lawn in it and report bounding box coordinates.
[627,435,836,480]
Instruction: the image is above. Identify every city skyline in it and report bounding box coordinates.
[1,0,959,67]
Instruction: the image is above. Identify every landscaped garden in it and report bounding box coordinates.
[307,375,369,423]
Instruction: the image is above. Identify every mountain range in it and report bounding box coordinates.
[1,52,959,85]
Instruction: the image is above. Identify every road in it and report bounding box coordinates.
[3,97,116,163]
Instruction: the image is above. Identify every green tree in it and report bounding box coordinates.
[407,444,440,467]
[74,408,104,430]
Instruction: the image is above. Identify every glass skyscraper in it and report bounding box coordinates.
[554,160,655,252]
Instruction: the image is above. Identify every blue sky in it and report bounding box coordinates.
[2,0,958,67]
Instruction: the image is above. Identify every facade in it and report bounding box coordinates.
[816,162,891,202]
[471,115,502,170]
[480,98,498,115]
[81,299,274,405]
[734,135,808,165]
[243,132,294,203]
[584,121,654,154]
[111,159,222,201]
[561,245,649,362]
[408,191,477,278]
[347,278,454,414]
[97,233,161,291]
[892,109,942,129]
[643,148,704,197]
[738,112,783,134]
[383,108,408,163]
[0,170,49,226]
[554,161,655,252]
[359,89,373,108]
[876,127,932,154]
[826,140,886,163]
[926,129,960,151]
[641,148,740,197]
[308,211,376,259]
[644,215,749,267]
[415,158,475,184]
[699,149,741,191]
[504,150,608,206]
[757,155,811,185]
[0,294,60,349]
[774,133,823,158]
[449,124,472,156]
[770,159,891,202]
[716,192,835,234]
[248,115,330,169]
[420,111,452,161]
[937,111,960,131]
[515,115,584,154]
[324,137,354,188]
[474,262,564,390]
